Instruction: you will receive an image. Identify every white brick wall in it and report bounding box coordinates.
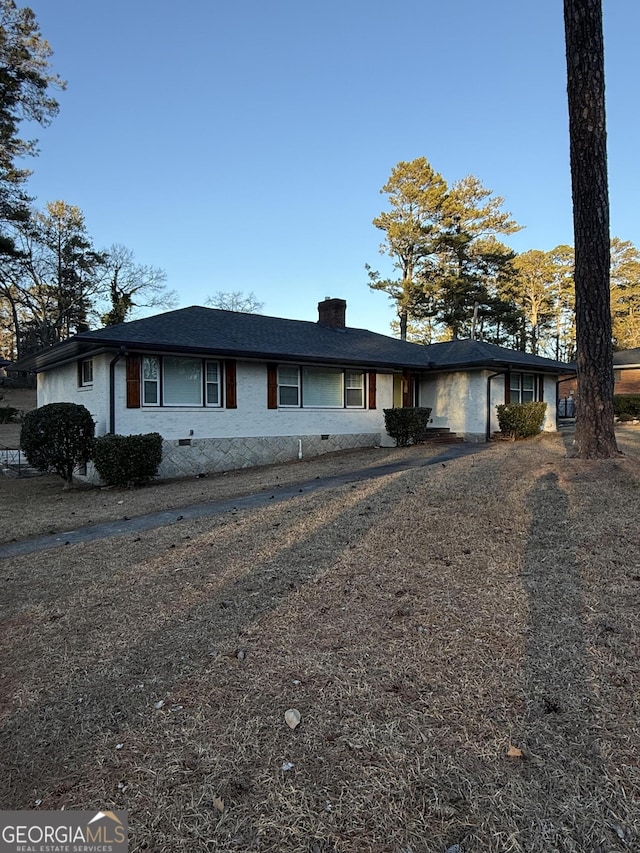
[419,369,558,440]
[38,359,398,480]
[109,361,394,440]
[38,355,111,436]
[38,359,559,458]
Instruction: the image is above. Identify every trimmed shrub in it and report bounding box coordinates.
[0,406,19,423]
[383,407,432,447]
[613,394,640,418]
[496,401,547,439]
[21,402,95,485]
[93,432,163,487]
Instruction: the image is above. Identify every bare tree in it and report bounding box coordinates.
[99,244,177,326]
[564,0,618,457]
[205,291,264,313]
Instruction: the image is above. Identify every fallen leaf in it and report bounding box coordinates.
[285,708,301,729]
[507,744,524,758]
[212,796,224,813]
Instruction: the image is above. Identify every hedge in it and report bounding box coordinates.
[496,401,547,439]
[93,432,163,487]
[0,406,19,423]
[383,407,432,446]
[613,394,640,418]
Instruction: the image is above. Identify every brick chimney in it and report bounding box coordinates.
[317,297,347,329]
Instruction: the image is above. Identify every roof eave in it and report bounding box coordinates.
[119,342,430,371]
[427,357,574,374]
[11,341,119,373]
[15,336,434,373]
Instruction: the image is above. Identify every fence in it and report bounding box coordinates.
[557,397,576,418]
[1,446,28,475]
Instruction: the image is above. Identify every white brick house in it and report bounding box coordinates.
[14,299,573,480]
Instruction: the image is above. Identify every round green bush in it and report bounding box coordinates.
[21,402,95,485]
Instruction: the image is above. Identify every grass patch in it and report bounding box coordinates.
[1,432,640,851]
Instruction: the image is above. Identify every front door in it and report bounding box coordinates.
[393,371,417,407]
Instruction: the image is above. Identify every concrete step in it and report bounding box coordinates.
[420,428,465,445]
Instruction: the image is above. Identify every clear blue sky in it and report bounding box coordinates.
[20,0,640,335]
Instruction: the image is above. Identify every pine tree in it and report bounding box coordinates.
[564,0,618,457]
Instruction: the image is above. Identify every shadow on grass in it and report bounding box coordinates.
[517,471,607,850]
[0,466,420,810]
[0,441,488,558]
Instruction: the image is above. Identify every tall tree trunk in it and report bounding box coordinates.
[564,0,619,457]
[399,309,408,341]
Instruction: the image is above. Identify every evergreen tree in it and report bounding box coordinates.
[367,157,447,340]
[548,244,575,361]
[510,250,557,354]
[564,0,618,457]
[0,0,64,245]
[10,201,104,354]
[368,159,521,341]
[433,176,521,339]
[610,237,640,349]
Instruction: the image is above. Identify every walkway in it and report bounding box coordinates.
[0,442,488,559]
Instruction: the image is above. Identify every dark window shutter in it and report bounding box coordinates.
[504,372,511,404]
[368,372,377,409]
[267,363,278,409]
[126,355,141,408]
[225,360,237,409]
[402,369,412,408]
[77,360,83,387]
[538,375,544,401]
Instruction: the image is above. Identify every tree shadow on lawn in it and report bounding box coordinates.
[0,470,413,810]
[510,471,631,851]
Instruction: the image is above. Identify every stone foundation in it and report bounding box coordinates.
[158,432,381,479]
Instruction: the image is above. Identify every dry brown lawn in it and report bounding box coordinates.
[1,427,640,852]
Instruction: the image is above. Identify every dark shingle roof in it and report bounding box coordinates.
[614,348,640,366]
[71,306,436,369]
[12,305,574,374]
[422,338,576,372]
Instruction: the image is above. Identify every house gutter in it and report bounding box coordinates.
[12,346,114,374]
[486,370,507,440]
[109,346,127,434]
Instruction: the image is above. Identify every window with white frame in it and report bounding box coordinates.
[142,355,222,407]
[345,370,365,407]
[205,361,220,406]
[277,365,366,408]
[143,356,160,405]
[277,365,300,406]
[80,358,93,386]
[510,372,537,403]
